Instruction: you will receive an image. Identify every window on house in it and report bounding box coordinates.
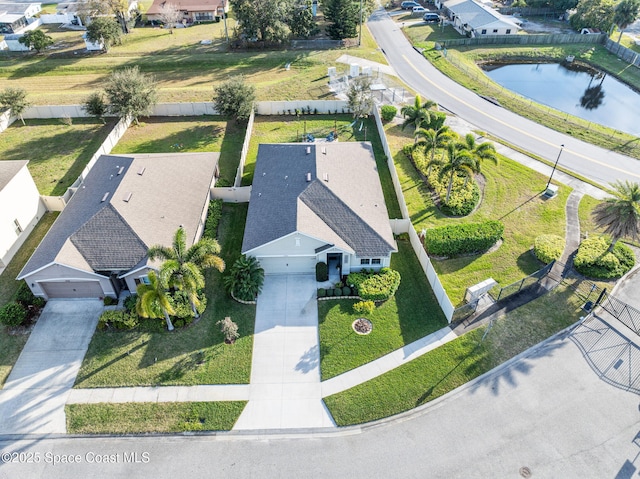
[194,12,213,20]
[481,29,486,34]
[360,258,370,265]
[506,29,511,34]
[13,219,22,236]
[140,275,151,285]
[371,258,381,265]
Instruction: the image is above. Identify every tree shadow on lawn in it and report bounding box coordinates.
[4,48,86,80]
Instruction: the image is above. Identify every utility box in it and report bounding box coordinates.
[543,184,559,198]
[465,278,497,303]
[349,63,360,78]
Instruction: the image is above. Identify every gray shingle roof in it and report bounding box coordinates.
[19,152,218,278]
[242,143,396,257]
[0,160,28,193]
[444,0,519,29]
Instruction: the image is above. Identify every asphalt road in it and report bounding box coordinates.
[367,9,640,187]
[1,330,639,479]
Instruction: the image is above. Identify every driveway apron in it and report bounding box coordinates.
[234,274,335,430]
[0,299,102,434]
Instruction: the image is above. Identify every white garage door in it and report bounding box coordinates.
[257,257,316,275]
[40,281,104,299]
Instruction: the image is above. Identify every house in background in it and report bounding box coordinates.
[18,152,219,299]
[441,0,520,37]
[146,0,226,24]
[0,2,41,34]
[0,160,46,275]
[242,142,397,276]
[3,33,32,51]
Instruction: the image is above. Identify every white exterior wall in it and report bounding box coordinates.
[350,254,391,272]
[25,264,114,299]
[122,266,154,293]
[473,21,517,35]
[5,38,30,51]
[0,165,45,269]
[247,233,330,274]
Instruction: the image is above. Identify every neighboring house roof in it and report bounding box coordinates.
[242,143,396,257]
[0,160,28,193]
[19,152,219,279]
[147,0,223,14]
[0,4,37,15]
[444,0,520,30]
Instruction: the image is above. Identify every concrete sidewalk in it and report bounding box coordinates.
[0,300,102,434]
[233,275,335,430]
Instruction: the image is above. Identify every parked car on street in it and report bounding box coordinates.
[423,12,440,22]
[412,6,427,13]
[401,1,421,9]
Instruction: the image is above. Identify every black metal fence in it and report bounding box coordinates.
[599,292,640,336]
[441,33,605,48]
[489,261,555,302]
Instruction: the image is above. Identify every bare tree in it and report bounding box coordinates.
[158,2,183,28]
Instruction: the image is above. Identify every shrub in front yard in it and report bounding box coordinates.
[224,255,265,301]
[0,302,27,327]
[348,268,401,301]
[98,310,139,330]
[204,199,224,239]
[316,261,328,282]
[169,290,207,319]
[425,221,504,257]
[533,234,565,264]
[318,288,326,297]
[123,293,137,312]
[380,105,397,122]
[574,236,635,279]
[353,300,375,315]
[342,286,352,296]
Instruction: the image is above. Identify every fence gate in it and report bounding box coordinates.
[599,292,640,336]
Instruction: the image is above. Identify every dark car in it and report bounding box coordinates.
[401,1,421,9]
[423,12,440,22]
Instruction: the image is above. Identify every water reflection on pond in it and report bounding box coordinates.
[482,62,640,136]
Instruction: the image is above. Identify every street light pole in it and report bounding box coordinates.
[222,0,229,43]
[358,0,363,46]
[546,144,564,190]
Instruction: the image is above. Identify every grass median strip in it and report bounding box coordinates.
[324,282,583,426]
[66,401,247,433]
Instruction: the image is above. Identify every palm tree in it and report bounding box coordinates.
[460,133,499,169]
[613,0,640,47]
[414,126,454,174]
[224,255,265,301]
[148,227,225,318]
[592,180,640,251]
[136,271,176,331]
[439,142,479,203]
[400,95,438,131]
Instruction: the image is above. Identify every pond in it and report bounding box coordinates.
[482,62,640,136]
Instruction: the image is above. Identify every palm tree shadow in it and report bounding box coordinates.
[497,193,542,221]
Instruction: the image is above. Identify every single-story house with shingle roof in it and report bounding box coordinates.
[146,0,226,24]
[18,152,219,299]
[0,160,46,274]
[242,142,397,276]
[441,0,520,36]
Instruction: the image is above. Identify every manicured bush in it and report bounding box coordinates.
[419,155,479,217]
[353,300,375,315]
[204,199,224,239]
[123,293,137,312]
[217,316,240,343]
[13,281,36,306]
[316,261,328,282]
[326,288,334,296]
[98,310,139,330]
[342,286,352,296]
[380,105,397,122]
[32,297,45,308]
[533,234,565,264]
[318,288,326,297]
[224,255,265,301]
[103,296,117,306]
[334,288,342,297]
[425,221,504,257]
[0,302,27,327]
[347,268,401,302]
[574,236,635,279]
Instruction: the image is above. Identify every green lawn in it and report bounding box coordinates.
[0,213,58,387]
[324,281,584,426]
[74,203,255,387]
[0,118,118,196]
[66,401,246,433]
[402,23,461,48]
[242,115,402,219]
[111,116,245,185]
[578,194,604,237]
[384,122,569,305]
[319,239,448,379]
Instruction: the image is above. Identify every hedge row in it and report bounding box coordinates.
[425,221,504,257]
[203,199,224,239]
[318,286,353,297]
[574,236,635,279]
[347,268,401,302]
[533,234,565,264]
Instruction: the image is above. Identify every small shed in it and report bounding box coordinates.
[3,33,31,51]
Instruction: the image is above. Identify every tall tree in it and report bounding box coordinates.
[570,0,616,33]
[136,271,176,331]
[148,227,225,318]
[18,30,54,53]
[289,0,318,38]
[213,76,256,122]
[78,0,132,33]
[231,0,293,43]
[400,95,438,131]
[104,66,157,125]
[324,0,359,40]
[414,126,454,173]
[439,142,479,202]
[613,0,640,45]
[0,87,30,125]
[86,17,122,52]
[82,92,108,123]
[347,76,374,119]
[592,180,640,250]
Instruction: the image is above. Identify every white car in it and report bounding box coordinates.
[412,6,427,13]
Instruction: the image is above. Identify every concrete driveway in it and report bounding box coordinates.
[0,299,102,434]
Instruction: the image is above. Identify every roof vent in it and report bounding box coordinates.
[123,192,132,202]
[137,167,146,176]
[284,175,288,180]
[101,192,109,202]
[306,172,311,182]
[306,146,311,155]
[117,166,124,175]
[322,147,326,155]
[323,173,329,182]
